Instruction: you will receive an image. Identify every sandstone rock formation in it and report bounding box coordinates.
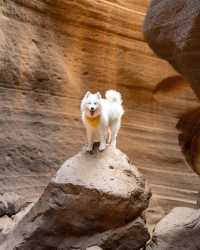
[144,0,200,176]
[144,0,200,99]
[146,207,200,250]
[1,147,150,250]
[1,0,200,217]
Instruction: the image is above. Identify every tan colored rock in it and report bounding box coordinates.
[0,216,13,242]
[0,0,200,216]
[146,207,200,250]
[1,147,150,250]
[87,247,103,250]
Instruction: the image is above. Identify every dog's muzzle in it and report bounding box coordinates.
[90,108,95,116]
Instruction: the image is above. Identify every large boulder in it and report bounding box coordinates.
[1,147,151,250]
[144,0,200,176]
[144,0,200,99]
[61,217,149,250]
[146,207,200,250]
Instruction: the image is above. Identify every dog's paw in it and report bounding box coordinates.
[86,146,94,154]
[99,143,106,152]
[87,150,94,155]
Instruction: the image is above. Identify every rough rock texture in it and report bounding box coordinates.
[1,0,200,215]
[146,207,200,250]
[78,218,149,250]
[0,203,33,244]
[1,147,150,250]
[0,193,27,217]
[144,0,200,176]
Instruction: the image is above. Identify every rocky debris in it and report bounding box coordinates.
[0,203,33,244]
[146,207,200,250]
[1,147,151,250]
[0,193,27,217]
[144,0,200,99]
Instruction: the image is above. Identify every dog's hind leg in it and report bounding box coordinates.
[110,119,121,148]
[107,127,112,144]
[99,129,107,152]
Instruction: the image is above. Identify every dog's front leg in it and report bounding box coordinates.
[99,129,107,152]
[86,128,93,153]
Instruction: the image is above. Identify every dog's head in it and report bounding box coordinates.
[81,91,102,117]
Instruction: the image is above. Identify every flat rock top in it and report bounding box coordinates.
[54,146,144,199]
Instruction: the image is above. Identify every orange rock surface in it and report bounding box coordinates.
[0,0,199,213]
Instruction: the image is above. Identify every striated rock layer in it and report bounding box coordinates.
[0,0,200,214]
[2,147,150,250]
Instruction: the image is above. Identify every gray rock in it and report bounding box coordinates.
[59,217,149,250]
[146,207,200,250]
[86,217,150,250]
[1,147,151,250]
[0,193,27,217]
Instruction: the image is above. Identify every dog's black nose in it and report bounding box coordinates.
[91,107,95,112]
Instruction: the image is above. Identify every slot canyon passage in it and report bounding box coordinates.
[0,0,200,249]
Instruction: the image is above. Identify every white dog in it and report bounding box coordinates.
[81,90,124,152]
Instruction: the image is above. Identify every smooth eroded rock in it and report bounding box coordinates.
[144,0,200,176]
[144,0,200,98]
[146,207,200,250]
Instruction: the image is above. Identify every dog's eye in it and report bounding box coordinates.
[94,102,97,105]
[87,102,91,105]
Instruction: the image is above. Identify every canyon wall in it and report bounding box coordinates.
[144,0,200,177]
[0,0,200,213]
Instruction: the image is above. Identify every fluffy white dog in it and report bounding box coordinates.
[81,90,124,152]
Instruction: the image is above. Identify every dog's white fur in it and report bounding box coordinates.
[81,90,124,152]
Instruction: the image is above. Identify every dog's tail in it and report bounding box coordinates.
[105,90,122,104]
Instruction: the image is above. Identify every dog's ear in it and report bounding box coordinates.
[96,92,102,99]
[84,91,91,99]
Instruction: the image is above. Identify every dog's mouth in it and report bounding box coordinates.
[90,110,95,116]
